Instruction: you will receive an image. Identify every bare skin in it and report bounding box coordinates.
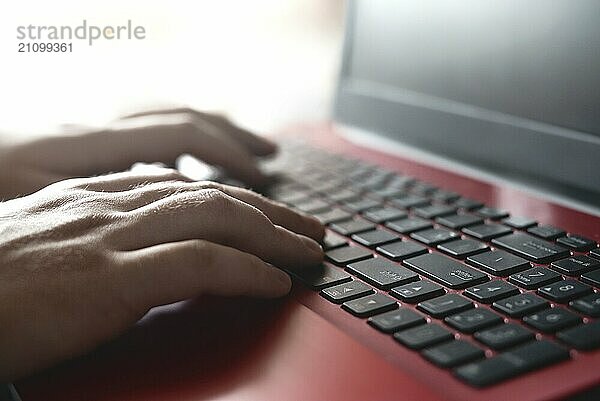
[0,109,325,382]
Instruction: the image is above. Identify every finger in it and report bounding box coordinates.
[109,189,324,269]
[116,240,292,309]
[121,107,277,156]
[71,169,190,192]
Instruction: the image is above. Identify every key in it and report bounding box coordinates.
[342,293,398,317]
[390,280,445,303]
[322,232,347,250]
[410,228,460,246]
[550,255,600,276]
[326,189,360,203]
[455,340,569,387]
[591,248,600,260]
[393,323,454,350]
[502,216,537,229]
[453,198,484,210]
[466,250,530,277]
[437,239,489,259]
[342,198,382,213]
[523,307,581,333]
[474,323,535,350]
[493,293,548,317]
[320,280,374,304]
[347,258,418,289]
[475,207,509,220]
[292,264,352,290]
[431,189,461,203]
[445,308,503,333]
[330,217,376,236]
[362,206,407,223]
[492,233,570,264]
[423,340,484,368]
[313,207,353,224]
[462,223,512,241]
[413,204,457,219]
[556,321,600,350]
[403,253,489,289]
[538,279,593,303]
[527,225,566,240]
[368,308,425,333]
[436,214,483,229]
[376,240,428,261]
[569,293,600,317]
[508,267,562,290]
[418,293,473,318]
[411,182,438,196]
[557,235,597,252]
[294,198,330,214]
[464,280,520,303]
[580,269,600,286]
[385,217,432,234]
[326,246,372,265]
[351,229,399,248]
[389,195,430,209]
[368,187,406,200]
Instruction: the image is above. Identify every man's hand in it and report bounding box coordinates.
[0,107,276,199]
[0,169,324,382]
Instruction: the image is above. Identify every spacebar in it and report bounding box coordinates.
[403,253,488,289]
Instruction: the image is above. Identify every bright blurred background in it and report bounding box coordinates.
[0,0,345,140]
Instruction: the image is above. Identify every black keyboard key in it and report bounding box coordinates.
[437,239,489,259]
[538,279,593,303]
[527,225,566,240]
[411,182,438,196]
[394,323,454,350]
[342,293,398,317]
[551,255,600,276]
[326,246,372,265]
[418,293,473,318]
[389,195,430,209]
[368,308,425,333]
[462,223,512,241]
[557,321,600,350]
[385,217,432,234]
[313,207,353,224]
[445,308,503,333]
[326,188,360,203]
[322,232,347,250]
[342,198,382,213]
[455,340,569,387]
[413,204,457,219]
[431,189,461,203]
[591,248,600,260]
[293,264,352,290]
[569,293,600,317]
[493,293,548,317]
[492,233,569,264]
[453,198,484,210]
[502,216,537,229]
[423,340,484,368]
[294,198,330,214]
[556,235,597,252]
[368,187,406,200]
[362,206,407,223]
[436,214,483,229]
[466,250,530,277]
[351,229,399,248]
[390,280,446,303]
[330,217,376,236]
[376,240,428,261]
[474,323,535,350]
[475,207,509,220]
[347,258,418,289]
[320,280,374,303]
[403,253,489,289]
[580,269,600,286]
[508,267,562,290]
[464,280,520,303]
[523,307,581,333]
[410,228,460,246]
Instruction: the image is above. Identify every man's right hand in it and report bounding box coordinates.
[0,169,324,382]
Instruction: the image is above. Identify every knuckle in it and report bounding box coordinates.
[201,188,233,212]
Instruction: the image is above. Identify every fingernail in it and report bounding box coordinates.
[299,235,323,256]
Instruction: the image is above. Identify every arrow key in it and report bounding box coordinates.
[418,293,474,318]
[342,293,398,317]
[390,280,446,303]
[538,279,593,303]
[464,280,519,304]
[320,280,374,304]
[445,308,504,333]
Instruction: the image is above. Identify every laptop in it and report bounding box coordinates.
[14,1,600,400]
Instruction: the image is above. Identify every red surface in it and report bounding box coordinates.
[16,124,600,401]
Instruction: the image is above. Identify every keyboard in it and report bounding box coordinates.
[261,142,600,388]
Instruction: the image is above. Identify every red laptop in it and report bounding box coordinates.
[14,1,600,400]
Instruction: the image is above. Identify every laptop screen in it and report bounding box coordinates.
[335,0,600,203]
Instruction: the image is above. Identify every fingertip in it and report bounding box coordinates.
[298,235,324,263]
[271,268,292,296]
